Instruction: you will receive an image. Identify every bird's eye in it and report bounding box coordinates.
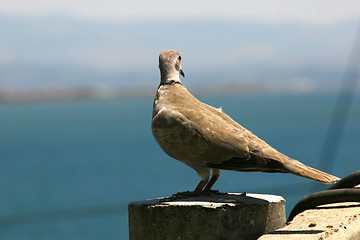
[178,56,181,61]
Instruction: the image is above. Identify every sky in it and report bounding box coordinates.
[1,0,360,23]
[0,1,359,91]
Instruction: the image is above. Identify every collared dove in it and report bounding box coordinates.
[152,49,339,193]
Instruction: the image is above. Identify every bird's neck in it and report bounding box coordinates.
[160,72,182,86]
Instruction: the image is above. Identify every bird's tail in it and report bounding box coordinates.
[285,159,340,184]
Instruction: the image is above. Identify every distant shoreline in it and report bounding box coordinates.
[0,83,348,103]
[0,87,154,103]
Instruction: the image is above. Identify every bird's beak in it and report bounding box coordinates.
[179,68,185,77]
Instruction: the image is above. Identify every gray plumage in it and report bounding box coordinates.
[152,49,339,192]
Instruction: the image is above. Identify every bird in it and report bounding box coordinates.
[152,49,340,193]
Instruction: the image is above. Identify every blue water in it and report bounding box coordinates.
[0,93,359,240]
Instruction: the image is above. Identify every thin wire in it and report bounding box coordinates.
[311,20,360,193]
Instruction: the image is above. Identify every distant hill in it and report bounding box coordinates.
[0,15,357,91]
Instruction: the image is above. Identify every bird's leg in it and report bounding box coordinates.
[194,177,209,193]
[203,174,219,192]
[203,169,220,192]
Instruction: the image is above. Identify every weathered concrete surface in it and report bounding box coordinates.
[259,202,360,240]
[128,193,285,240]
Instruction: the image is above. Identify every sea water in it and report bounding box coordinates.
[0,93,359,240]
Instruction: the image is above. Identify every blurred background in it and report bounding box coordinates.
[0,0,359,239]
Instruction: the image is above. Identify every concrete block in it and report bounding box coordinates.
[259,202,360,240]
[128,193,285,240]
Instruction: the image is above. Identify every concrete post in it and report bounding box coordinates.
[128,193,285,240]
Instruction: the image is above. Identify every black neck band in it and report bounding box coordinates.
[159,80,182,87]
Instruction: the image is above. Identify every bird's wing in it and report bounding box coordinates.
[202,105,291,172]
[184,102,294,172]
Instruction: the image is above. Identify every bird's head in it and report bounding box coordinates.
[159,49,185,85]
